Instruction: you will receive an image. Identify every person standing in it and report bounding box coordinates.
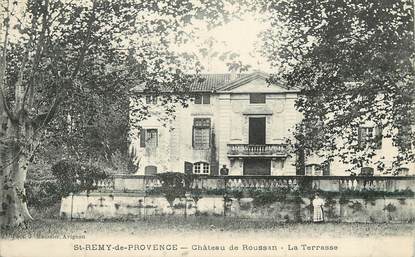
[220,165,229,176]
[312,193,325,223]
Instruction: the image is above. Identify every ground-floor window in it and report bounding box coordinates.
[305,164,321,176]
[194,162,210,174]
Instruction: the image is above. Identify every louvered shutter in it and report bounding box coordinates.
[374,127,383,149]
[184,161,193,174]
[140,129,146,147]
[358,127,366,148]
[322,161,330,176]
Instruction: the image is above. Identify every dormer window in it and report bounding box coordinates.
[194,94,210,104]
[146,95,157,104]
[250,93,266,104]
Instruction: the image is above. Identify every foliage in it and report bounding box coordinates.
[348,201,363,213]
[397,198,406,205]
[260,0,415,173]
[51,160,108,197]
[156,172,190,206]
[383,203,397,213]
[362,193,377,206]
[323,196,338,219]
[0,0,240,226]
[312,188,414,200]
[24,180,60,207]
[251,188,289,207]
[339,195,350,205]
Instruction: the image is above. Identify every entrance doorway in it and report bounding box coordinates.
[243,159,271,175]
[249,117,266,144]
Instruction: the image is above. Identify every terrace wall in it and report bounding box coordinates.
[60,175,415,223]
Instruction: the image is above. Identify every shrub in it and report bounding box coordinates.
[25,180,61,207]
[51,159,108,196]
[156,172,190,207]
[348,201,363,213]
[383,203,397,213]
[251,188,289,207]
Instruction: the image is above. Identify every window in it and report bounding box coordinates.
[144,165,157,175]
[358,126,382,149]
[396,124,413,150]
[194,94,210,104]
[396,167,409,176]
[140,129,158,148]
[193,118,211,149]
[249,93,266,104]
[360,167,374,176]
[193,162,209,174]
[305,164,321,176]
[146,95,157,104]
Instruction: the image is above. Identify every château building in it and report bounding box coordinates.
[129,71,414,176]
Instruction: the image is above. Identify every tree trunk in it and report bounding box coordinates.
[0,119,34,227]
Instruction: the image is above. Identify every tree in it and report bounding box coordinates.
[259,0,415,173]
[0,0,236,227]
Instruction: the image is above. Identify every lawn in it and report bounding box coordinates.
[2,215,414,239]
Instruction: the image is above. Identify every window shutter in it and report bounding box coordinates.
[140,129,146,147]
[374,127,382,149]
[194,95,202,104]
[154,129,158,147]
[184,161,193,174]
[322,161,330,176]
[358,127,363,148]
[203,95,210,104]
[398,124,412,150]
[192,126,195,148]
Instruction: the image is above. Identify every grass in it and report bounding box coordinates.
[2,215,414,239]
[1,204,413,239]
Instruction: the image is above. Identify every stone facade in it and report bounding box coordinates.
[130,72,301,176]
[130,72,414,176]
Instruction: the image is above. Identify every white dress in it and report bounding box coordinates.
[312,197,324,222]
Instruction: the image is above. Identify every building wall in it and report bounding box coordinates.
[130,89,301,175]
[130,81,414,176]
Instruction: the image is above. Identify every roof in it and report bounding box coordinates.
[190,73,249,92]
[132,71,299,93]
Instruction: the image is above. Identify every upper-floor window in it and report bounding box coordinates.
[358,126,382,149]
[249,93,266,104]
[140,128,158,148]
[146,95,157,104]
[193,118,211,149]
[395,124,413,150]
[193,162,210,174]
[194,94,210,104]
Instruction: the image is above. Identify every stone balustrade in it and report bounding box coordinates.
[101,175,415,194]
[227,144,287,157]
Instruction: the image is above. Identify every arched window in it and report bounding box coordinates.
[193,162,209,175]
[144,165,157,175]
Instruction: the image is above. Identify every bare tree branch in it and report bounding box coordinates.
[22,0,50,109]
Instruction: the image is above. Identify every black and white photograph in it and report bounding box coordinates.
[0,0,414,256]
